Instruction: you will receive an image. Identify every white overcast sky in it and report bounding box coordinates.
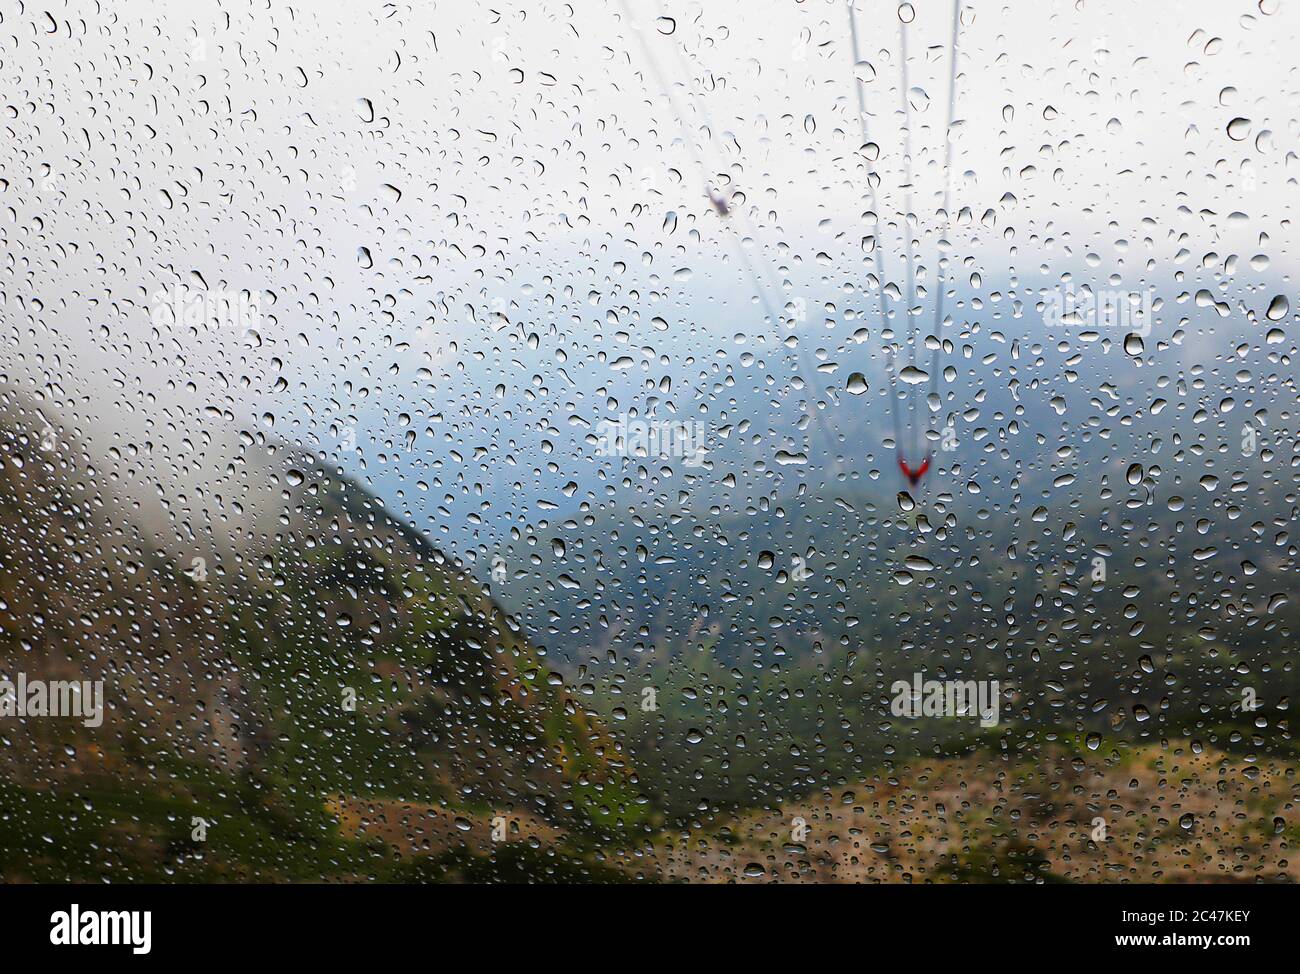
[4,0,1296,551]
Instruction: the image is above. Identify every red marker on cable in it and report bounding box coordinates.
[897,453,931,487]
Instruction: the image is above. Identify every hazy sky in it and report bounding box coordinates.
[3,0,1294,562]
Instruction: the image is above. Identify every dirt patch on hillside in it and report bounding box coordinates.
[635,743,1299,883]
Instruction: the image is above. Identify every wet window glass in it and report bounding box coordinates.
[1,0,1296,888]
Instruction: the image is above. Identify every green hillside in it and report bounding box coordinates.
[0,403,642,881]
